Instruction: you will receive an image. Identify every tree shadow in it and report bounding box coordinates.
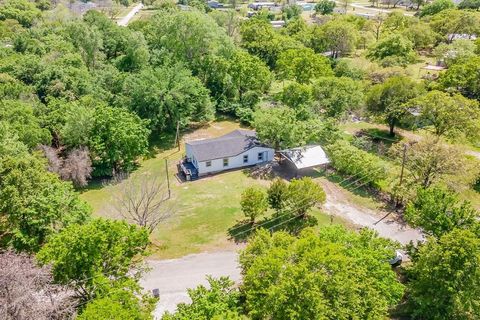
[227,214,318,243]
[352,128,404,159]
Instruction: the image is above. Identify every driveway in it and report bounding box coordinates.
[320,179,424,245]
[117,3,143,26]
[141,250,242,318]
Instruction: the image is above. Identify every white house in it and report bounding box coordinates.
[181,130,274,179]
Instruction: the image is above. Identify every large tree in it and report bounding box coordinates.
[239,226,404,319]
[0,154,91,252]
[407,228,480,319]
[82,104,150,176]
[311,76,364,118]
[410,90,480,141]
[405,186,479,238]
[37,218,149,302]
[440,56,480,100]
[276,47,333,84]
[122,65,214,132]
[253,107,306,150]
[390,138,464,188]
[366,75,423,136]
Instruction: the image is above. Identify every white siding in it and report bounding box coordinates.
[185,144,199,169]
[197,146,274,176]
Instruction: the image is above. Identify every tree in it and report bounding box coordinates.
[0,121,28,158]
[114,173,174,233]
[458,0,480,9]
[267,178,289,212]
[78,278,156,320]
[241,187,268,224]
[163,277,241,320]
[0,155,91,252]
[419,0,455,17]
[311,76,364,118]
[278,82,312,109]
[37,218,149,302]
[440,56,480,100]
[317,19,359,58]
[0,0,41,27]
[410,90,480,141]
[276,48,333,84]
[282,5,303,21]
[315,0,336,15]
[429,9,480,43]
[405,186,479,238]
[239,226,404,320]
[122,65,214,132]
[0,100,50,149]
[87,105,150,176]
[285,177,326,218]
[433,40,477,67]
[0,251,76,320]
[137,10,235,75]
[40,145,93,187]
[253,107,306,150]
[407,229,480,319]
[240,18,302,68]
[367,33,416,65]
[390,138,464,188]
[366,76,423,136]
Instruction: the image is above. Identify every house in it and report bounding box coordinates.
[279,145,330,176]
[180,130,275,180]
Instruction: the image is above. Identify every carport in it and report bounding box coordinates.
[279,145,330,177]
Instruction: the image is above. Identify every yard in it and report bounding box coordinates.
[80,120,347,259]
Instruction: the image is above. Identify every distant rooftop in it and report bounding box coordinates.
[186,129,262,162]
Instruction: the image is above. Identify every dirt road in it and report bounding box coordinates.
[320,179,424,244]
[117,3,143,26]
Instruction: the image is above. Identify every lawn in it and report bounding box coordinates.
[80,120,345,259]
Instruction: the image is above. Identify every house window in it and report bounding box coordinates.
[258,152,264,161]
[206,161,212,167]
[223,158,229,167]
[243,155,249,163]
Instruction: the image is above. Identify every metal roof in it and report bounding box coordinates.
[280,145,330,169]
[186,130,265,162]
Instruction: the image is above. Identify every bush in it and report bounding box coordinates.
[325,140,388,188]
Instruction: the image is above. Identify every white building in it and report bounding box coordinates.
[181,130,274,179]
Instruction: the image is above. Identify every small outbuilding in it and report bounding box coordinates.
[279,145,330,176]
[180,129,275,180]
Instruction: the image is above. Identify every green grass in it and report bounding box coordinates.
[80,120,347,259]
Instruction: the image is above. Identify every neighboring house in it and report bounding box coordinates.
[180,130,275,180]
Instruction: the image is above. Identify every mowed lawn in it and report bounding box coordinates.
[80,120,341,259]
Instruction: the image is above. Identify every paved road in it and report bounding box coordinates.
[117,3,143,26]
[141,250,242,318]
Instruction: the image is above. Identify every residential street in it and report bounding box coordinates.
[141,250,242,318]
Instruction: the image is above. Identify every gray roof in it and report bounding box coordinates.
[186,130,263,162]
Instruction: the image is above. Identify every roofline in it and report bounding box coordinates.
[194,145,274,162]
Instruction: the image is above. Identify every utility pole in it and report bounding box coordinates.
[395,144,407,208]
[399,144,407,186]
[175,121,180,151]
[165,158,171,199]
